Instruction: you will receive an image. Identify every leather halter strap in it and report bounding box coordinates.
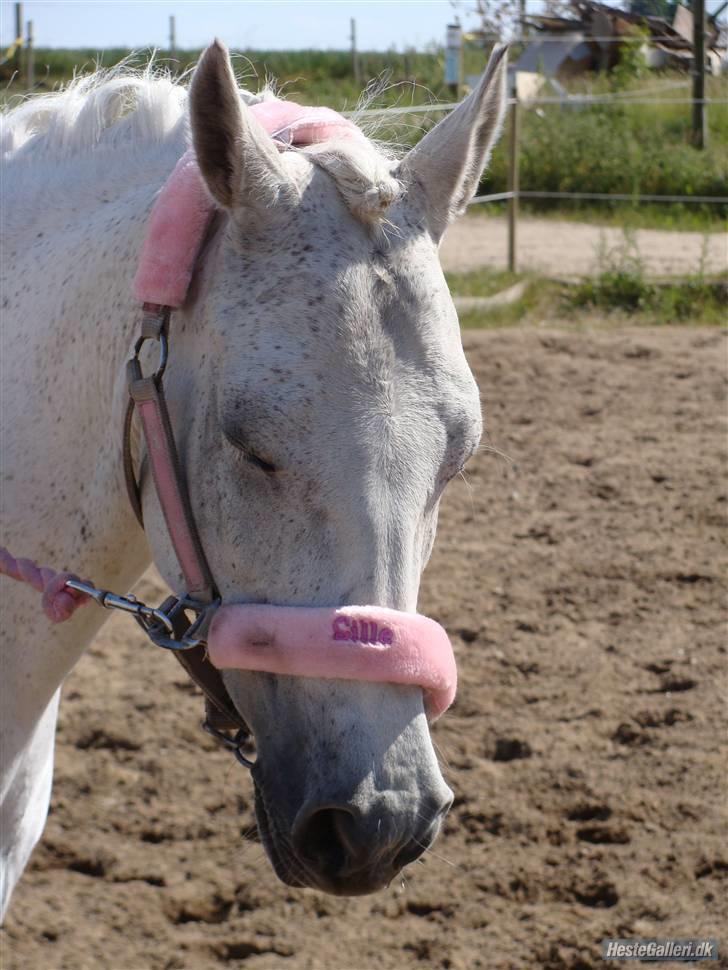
[126,308,214,603]
[122,305,245,732]
[123,101,364,736]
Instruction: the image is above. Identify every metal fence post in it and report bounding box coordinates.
[445,23,462,98]
[507,93,520,273]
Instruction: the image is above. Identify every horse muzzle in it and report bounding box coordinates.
[254,772,453,896]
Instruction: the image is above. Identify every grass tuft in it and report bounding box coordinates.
[568,230,727,323]
[448,236,727,328]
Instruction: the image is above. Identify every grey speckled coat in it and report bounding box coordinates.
[0,41,507,909]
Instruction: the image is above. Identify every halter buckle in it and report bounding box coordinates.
[130,304,170,382]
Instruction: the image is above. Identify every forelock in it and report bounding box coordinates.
[301,138,401,225]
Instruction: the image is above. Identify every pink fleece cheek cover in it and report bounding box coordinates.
[133,149,212,309]
[207,605,457,721]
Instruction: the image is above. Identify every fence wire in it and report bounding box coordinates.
[352,94,728,117]
[352,89,728,214]
[471,191,727,205]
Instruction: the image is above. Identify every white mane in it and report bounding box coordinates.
[0,69,188,159]
[1,66,400,221]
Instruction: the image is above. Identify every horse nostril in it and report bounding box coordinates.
[291,794,453,888]
[393,838,428,869]
[293,806,361,875]
[393,797,451,871]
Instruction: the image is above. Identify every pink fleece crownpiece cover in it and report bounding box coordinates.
[133,97,362,309]
[133,150,211,309]
[207,605,457,721]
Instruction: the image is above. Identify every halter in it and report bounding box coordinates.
[117,104,368,756]
[2,99,458,767]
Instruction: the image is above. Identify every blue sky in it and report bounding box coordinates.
[2,1,463,51]
[3,1,724,52]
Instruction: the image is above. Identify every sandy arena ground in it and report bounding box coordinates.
[439,216,728,278]
[2,325,726,970]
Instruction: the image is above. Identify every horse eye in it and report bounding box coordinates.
[222,427,277,474]
[246,450,277,475]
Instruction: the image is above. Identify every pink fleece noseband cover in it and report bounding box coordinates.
[132,97,458,720]
[208,605,456,721]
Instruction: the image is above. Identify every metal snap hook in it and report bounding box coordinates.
[64,579,175,634]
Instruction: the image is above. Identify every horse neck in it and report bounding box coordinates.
[3,134,188,628]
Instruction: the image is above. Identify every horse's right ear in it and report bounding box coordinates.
[189,40,294,213]
[400,45,508,241]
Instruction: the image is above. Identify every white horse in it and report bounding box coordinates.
[0,41,506,912]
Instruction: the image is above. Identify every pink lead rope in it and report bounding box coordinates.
[0,547,90,623]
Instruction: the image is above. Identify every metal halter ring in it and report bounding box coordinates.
[132,305,170,382]
[143,594,221,652]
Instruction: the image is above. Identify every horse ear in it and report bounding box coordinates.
[189,40,293,212]
[400,45,508,241]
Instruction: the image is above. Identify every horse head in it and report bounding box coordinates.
[140,40,507,896]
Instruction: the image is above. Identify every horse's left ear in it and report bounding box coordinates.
[189,39,295,213]
[400,45,508,241]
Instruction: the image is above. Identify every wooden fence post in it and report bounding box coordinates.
[26,18,34,90]
[350,19,361,86]
[692,0,707,149]
[169,15,177,71]
[507,92,520,273]
[14,2,23,80]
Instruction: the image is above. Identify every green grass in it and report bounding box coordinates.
[445,268,551,328]
[444,268,522,298]
[455,286,558,328]
[568,264,727,324]
[2,46,453,108]
[480,73,728,224]
[448,263,727,328]
[466,200,726,233]
[446,271,563,328]
[2,43,493,100]
[4,49,726,230]
[448,228,727,327]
